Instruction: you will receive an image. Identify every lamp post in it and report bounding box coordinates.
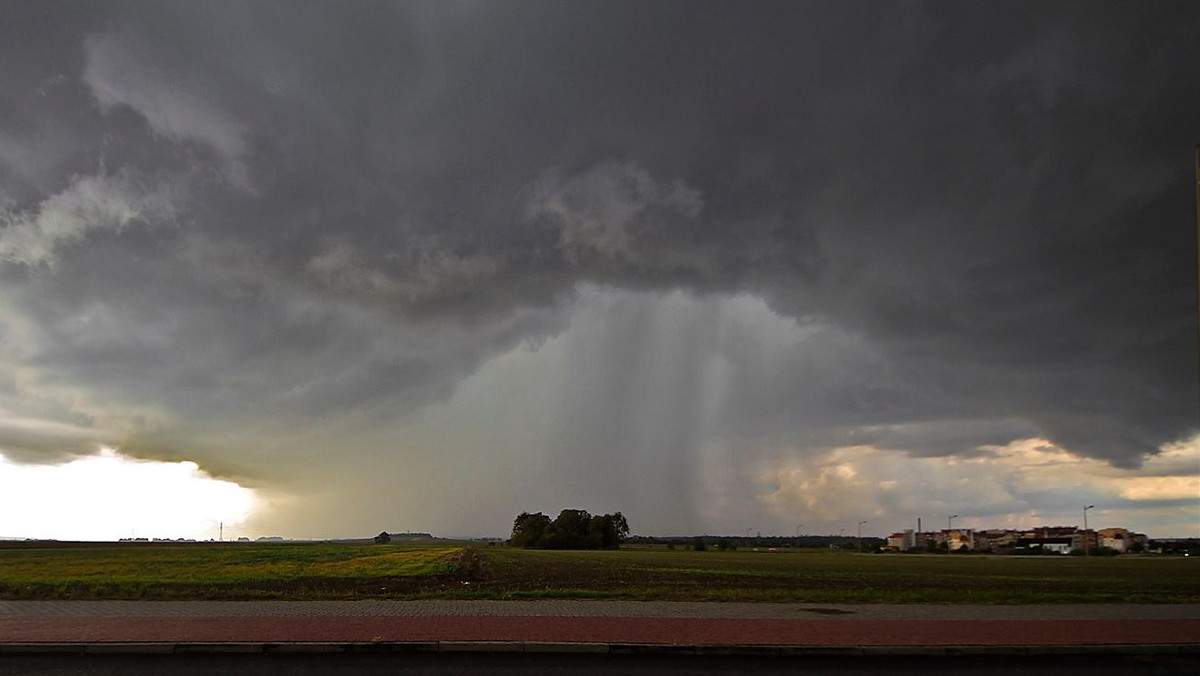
[948,514,958,531]
[1083,505,1095,556]
[857,520,868,553]
[795,524,803,548]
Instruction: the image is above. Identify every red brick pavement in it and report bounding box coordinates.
[3,616,1199,646]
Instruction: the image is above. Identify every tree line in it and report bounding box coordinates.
[509,509,629,549]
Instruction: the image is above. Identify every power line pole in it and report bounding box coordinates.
[1083,505,1094,556]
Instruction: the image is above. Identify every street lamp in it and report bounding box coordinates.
[857,520,868,553]
[948,514,958,531]
[1083,505,1095,556]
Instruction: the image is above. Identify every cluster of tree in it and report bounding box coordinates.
[510,509,629,549]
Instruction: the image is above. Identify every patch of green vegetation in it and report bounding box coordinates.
[0,542,464,599]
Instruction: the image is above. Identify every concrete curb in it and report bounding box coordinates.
[1,642,1198,657]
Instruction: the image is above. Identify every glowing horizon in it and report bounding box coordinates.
[0,447,256,541]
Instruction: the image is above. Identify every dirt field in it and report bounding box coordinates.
[471,547,1200,603]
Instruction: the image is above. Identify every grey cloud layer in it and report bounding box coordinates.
[0,2,1196,531]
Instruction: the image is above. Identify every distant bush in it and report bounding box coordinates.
[693,537,707,552]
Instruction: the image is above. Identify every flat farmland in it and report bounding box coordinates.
[0,541,468,600]
[475,548,1200,604]
[1,541,1196,603]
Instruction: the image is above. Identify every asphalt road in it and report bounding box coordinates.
[3,653,1200,676]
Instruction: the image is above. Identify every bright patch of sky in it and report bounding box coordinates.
[0,448,255,541]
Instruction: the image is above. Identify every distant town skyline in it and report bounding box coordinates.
[1,2,1197,542]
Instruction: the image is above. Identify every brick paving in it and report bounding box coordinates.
[1,614,1200,647]
[1,602,1198,649]
[3,600,1199,619]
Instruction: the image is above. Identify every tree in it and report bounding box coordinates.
[587,512,630,549]
[374,532,391,544]
[693,536,707,552]
[541,509,591,549]
[610,512,630,543]
[509,512,551,548]
[509,509,630,549]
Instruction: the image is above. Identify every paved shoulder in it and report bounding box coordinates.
[2,601,1199,653]
[3,600,1200,620]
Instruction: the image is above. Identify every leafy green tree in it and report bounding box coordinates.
[509,509,631,549]
[509,512,551,548]
[612,512,629,543]
[541,509,591,549]
[693,536,707,551]
[587,512,630,549]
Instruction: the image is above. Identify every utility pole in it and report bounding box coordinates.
[857,520,868,553]
[219,522,223,542]
[1083,505,1094,556]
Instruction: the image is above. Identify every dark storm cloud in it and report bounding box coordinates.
[1,0,1197,518]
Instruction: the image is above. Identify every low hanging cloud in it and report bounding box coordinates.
[308,242,501,306]
[527,160,706,269]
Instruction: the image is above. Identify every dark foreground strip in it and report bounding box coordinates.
[5,617,1200,646]
[2,643,1199,657]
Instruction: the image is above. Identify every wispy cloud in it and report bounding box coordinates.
[0,169,178,265]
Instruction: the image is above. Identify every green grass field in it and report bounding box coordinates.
[0,541,463,599]
[1,541,1196,603]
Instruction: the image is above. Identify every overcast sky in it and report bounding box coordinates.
[1,1,1197,540]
